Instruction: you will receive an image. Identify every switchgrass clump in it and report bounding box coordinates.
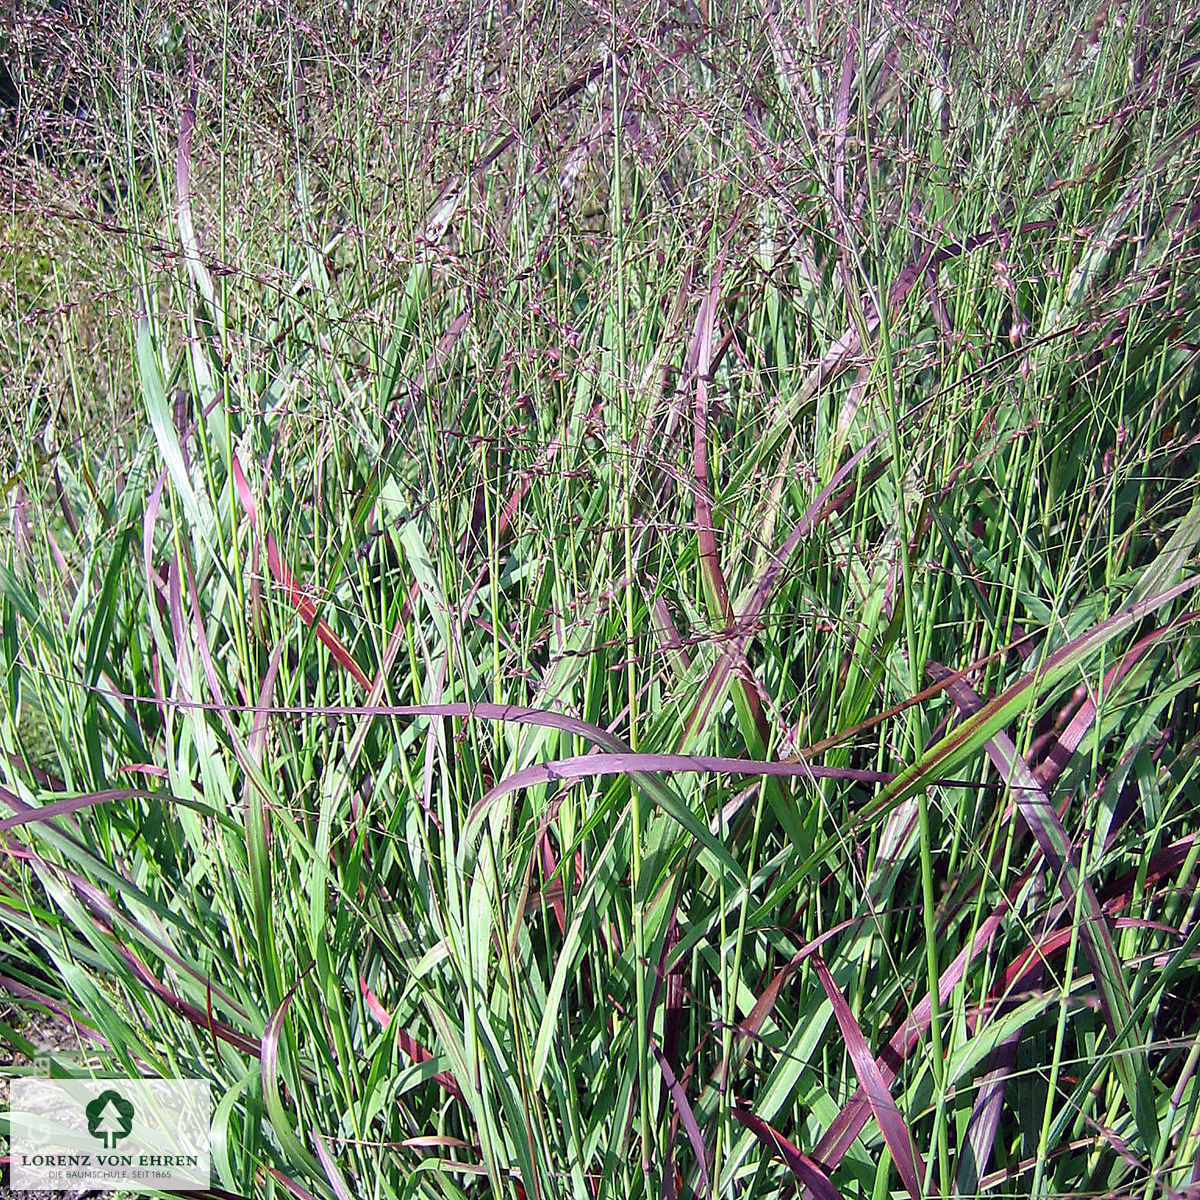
[2,1,1200,1197]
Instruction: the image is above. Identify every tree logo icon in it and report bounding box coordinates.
[85,1089,135,1149]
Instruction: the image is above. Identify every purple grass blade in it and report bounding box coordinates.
[650,596,693,673]
[811,895,1016,1178]
[732,1107,843,1199]
[833,30,854,215]
[313,1131,356,1200]
[1037,609,1200,788]
[931,662,1156,1148]
[183,554,282,808]
[261,1166,320,1200]
[231,455,372,690]
[0,787,167,831]
[678,441,880,753]
[10,480,33,570]
[52,463,81,541]
[359,976,465,1103]
[249,641,284,767]
[111,937,261,1058]
[7,807,253,1022]
[4,751,65,793]
[385,309,470,434]
[687,243,771,748]
[690,245,732,625]
[651,1040,709,1194]
[812,955,932,1198]
[660,912,685,1077]
[955,1011,1027,1196]
[0,973,106,1045]
[470,750,992,830]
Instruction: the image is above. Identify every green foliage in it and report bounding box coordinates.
[2,1,1200,1198]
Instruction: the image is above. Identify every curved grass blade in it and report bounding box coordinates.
[261,975,323,1179]
[812,894,1017,1176]
[0,786,194,831]
[471,752,905,816]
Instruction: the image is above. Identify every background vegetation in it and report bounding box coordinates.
[2,0,1200,1197]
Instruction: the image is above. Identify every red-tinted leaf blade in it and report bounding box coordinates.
[731,1108,843,1200]
[812,954,932,1198]
[651,1041,709,1194]
[933,664,1157,1152]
